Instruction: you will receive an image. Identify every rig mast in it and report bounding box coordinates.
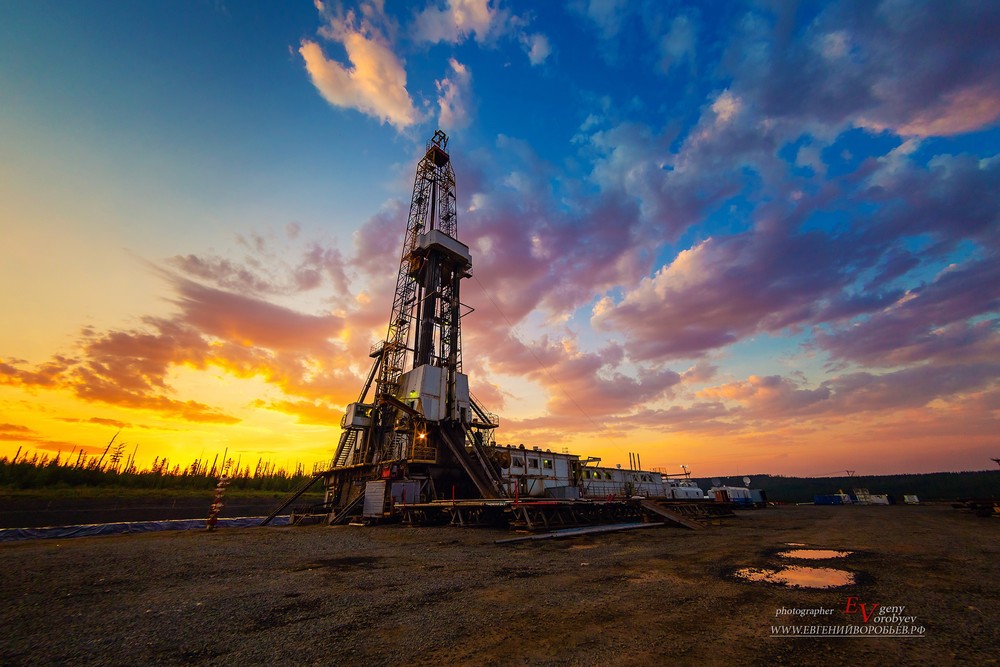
[321,131,507,522]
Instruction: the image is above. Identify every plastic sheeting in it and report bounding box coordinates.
[0,515,290,542]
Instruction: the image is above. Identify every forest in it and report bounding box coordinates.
[1,439,313,494]
[698,470,1000,503]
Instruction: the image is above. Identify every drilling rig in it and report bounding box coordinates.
[319,130,507,523]
[257,137,723,529]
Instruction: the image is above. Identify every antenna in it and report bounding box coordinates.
[743,476,751,487]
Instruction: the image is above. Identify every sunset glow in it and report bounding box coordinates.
[1,1,998,476]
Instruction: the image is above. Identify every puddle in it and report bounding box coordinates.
[777,549,853,559]
[734,566,855,589]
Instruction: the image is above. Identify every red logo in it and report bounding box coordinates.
[844,596,880,623]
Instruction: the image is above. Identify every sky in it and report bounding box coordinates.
[1,0,998,478]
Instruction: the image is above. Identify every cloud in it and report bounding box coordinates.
[521,33,552,66]
[578,82,999,364]
[681,361,718,385]
[436,58,473,130]
[613,402,740,436]
[0,262,370,424]
[571,0,629,41]
[58,417,132,429]
[579,112,776,239]
[252,399,344,426]
[300,5,419,129]
[726,1,1000,137]
[0,357,71,388]
[476,333,680,419]
[710,90,741,124]
[462,185,650,332]
[862,153,1000,251]
[699,374,833,418]
[170,230,352,312]
[0,423,114,455]
[696,362,1000,425]
[413,0,502,44]
[589,216,879,361]
[170,277,345,352]
[825,364,1000,415]
[815,259,1000,367]
[657,15,696,74]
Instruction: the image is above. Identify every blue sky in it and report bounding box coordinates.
[1,0,999,476]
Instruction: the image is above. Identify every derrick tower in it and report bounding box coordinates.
[322,131,507,521]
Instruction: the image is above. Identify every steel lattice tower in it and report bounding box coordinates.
[319,131,506,522]
[377,129,461,400]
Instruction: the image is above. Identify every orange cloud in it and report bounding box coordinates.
[0,267,367,425]
[300,4,419,130]
[252,398,344,426]
[0,423,103,455]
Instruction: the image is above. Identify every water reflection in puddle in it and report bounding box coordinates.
[777,549,853,559]
[734,566,855,588]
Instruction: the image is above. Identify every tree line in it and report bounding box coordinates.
[699,470,1000,503]
[1,439,312,493]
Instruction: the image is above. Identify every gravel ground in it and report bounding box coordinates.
[1,504,997,666]
[0,493,324,529]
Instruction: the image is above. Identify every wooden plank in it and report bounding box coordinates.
[258,472,324,526]
[639,498,702,530]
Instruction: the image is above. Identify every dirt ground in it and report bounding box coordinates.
[1,504,997,666]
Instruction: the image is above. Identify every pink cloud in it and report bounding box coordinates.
[726,1,1000,138]
[613,402,741,435]
[479,334,680,418]
[171,277,345,353]
[696,363,1000,422]
[816,259,1000,367]
[169,233,351,299]
[589,223,862,360]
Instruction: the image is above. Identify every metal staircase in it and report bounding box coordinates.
[333,429,359,468]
